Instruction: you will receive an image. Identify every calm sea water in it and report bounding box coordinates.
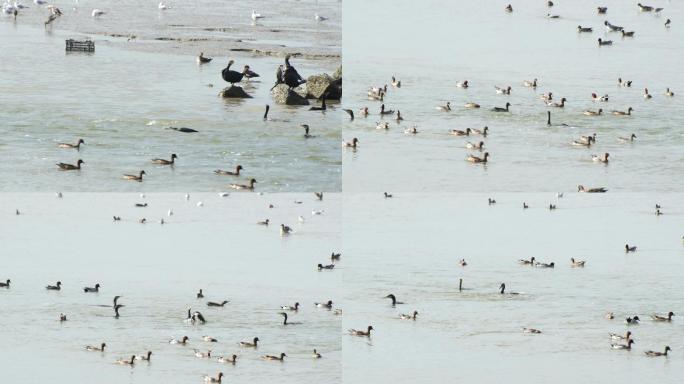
[0,193,341,383]
[343,0,683,193]
[0,0,341,192]
[342,192,684,383]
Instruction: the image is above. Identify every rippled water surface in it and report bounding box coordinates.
[0,0,341,192]
[343,0,683,193]
[0,192,341,383]
[342,192,684,383]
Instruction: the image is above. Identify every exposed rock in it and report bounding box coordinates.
[305,73,342,100]
[218,85,252,98]
[332,65,342,80]
[271,84,310,105]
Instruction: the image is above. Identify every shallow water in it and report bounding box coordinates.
[0,4,341,192]
[342,192,684,383]
[0,192,341,383]
[342,0,684,193]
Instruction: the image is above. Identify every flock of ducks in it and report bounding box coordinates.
[342,3,675,172]
[5,192,339,382]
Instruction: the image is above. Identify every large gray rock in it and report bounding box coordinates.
[271,84,310,105]
[218,86,252,98]
[305,73,342,100]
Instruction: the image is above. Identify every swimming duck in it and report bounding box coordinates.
[391,76,401,88]
[318,263,335,270]
[540,92,553,102]
[466,152,489,163]
[436,102,451,112]
[637,3,653,11]
[203,372,224,383]
[349,326,373,337]
[609,331,631,340]
[197,289,204,299]
[315,300,333,309]
[642,88,652,99]
[618,78,632,87]
[645,346,671,357]
[57,159,84,170]
[548,97,566,107]
[384,192,393,198]
[58,139,85,150]
[385,294,404,306]
[115,356,136,365]
[471,126,488,136]
[535,262,555,268]
[523,203,529,209]
[622,30,635,37]
[331,252,341,262]
[197,52,212,64]
[665,19,671,28]
[135,351,152,361]
[611,339,635,350]
[239,337,259,348]
[169,336,190,345]
[592,153,610,163]
[229,178,257,190]
[466,141,485,150]
[152,154,177,165]
[584,108,602,116]
[222,60,259,84]
[546,13,559,19]
[577,185,607,193]
[618,133,637,142]
[577,26,593,33]
[85,342,106,352]
[281,302,300,311]
[450,128,471,136]
[167,126,198,133]
[499,283,520,295]
[399,311,418,320]
[626,316,640,324]
[262,353,287,361]
[523,78,537,88]
[122,170,145,182]
[0,279,10,288]
[651,311,674,322]
[570,258,586,267]
[597,7,607,14]
[625,244,637,252]
[598,38,613,46]
[464,102,481,109]
[456,80,469,88]
[495,86,512,95]
[46,281,62,290]
[488,198,496,205]
[491,102,511,112]
[376,121,390,130]
[604,21,623,32]
[605,312,615,320]
[505,4,512,12]
[257,219,270,226]
[59,313,67,322]
[404,126,418,134]
[459,258,468,266]
[194,349,212,358]
[395,110,404,122]
[203,336,218,342]
[591,93,609,102]
[192,311,207,324]
[280,224,293,236]
[312,349,322,358]
[217,355,237,364]
[522,328,542,334]
[343,138,359,148]
[207,300,229,307]
[665,88,674,97]
[214,165,243,176]
[84,283,100,293]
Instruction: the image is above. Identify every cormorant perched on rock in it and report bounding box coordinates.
[283,55,305,89]
[270,65,284,90]
[221,60,258,84]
